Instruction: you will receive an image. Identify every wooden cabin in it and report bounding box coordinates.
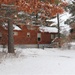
[0,24,58,48]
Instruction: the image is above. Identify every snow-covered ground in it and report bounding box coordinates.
[0,44,75,75]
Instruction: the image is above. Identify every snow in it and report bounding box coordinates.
[65,0,74,4]
[3,23,21,30]
[70,42,75,45]
[62,0,73,4]
[39,26,58,33]
[13,25,21,30]
[46,12,71,34]
[38,11,71,34]
[47,12,71,26]
[0,43,75,75]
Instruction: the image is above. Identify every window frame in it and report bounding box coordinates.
[27,32,30,37]
[37,33,41,41]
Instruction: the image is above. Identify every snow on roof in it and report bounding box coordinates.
[70,42,75,45]
[18,11,25,15]
[46,12,71,33]
[3,23,21,30]
[65,0,74,4]
[13,25,21,30]
[46,12,71,25]
[39,26,58,33]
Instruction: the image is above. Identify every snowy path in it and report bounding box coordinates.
[0,48,75,75]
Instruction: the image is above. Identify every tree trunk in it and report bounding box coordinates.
[8,19,14,53]
[57,14,61,48]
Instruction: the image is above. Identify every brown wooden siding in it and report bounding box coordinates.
[0,25,57,45]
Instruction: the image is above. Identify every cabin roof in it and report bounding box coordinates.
[2,23,21,30]
[39,26,58,33]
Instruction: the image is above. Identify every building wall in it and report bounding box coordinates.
[14,26,51,45]
[0,26,8,45]
[0,25,57,47]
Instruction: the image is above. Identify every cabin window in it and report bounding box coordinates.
[37,33,41,41]
[27,32,30,37]
[14,32,18,36]
[51,34,58,39]
[51,34,55,39]
[55,34,58,37]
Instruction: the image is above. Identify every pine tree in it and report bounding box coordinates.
[65,0,75,24]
